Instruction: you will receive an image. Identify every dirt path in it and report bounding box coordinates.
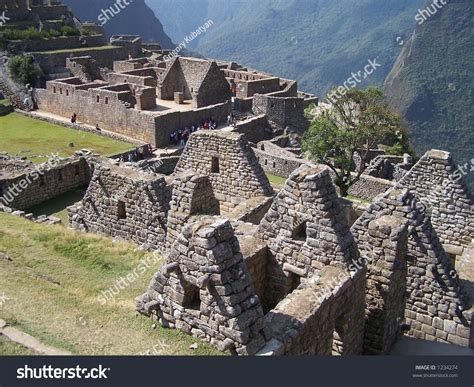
[0,319,71,355]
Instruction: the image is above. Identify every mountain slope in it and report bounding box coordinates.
[63,0,174,48]
[146,0,425,96]
[385,0,474,187]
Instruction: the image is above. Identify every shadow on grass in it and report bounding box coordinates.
[25,188,86,224]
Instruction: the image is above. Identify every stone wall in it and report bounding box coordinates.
[232,115,270,144]
[363,215,409,354]
[0,157,90,210]
[174,131,273,212]
[36,80,158,144]
[396,150,474,253]
[252,94,309,132]
[259,164,360,308]
[33,46,128,74]
[260,265,366,355]
[254,145,305,178]
[68,161,171,251]
[165,172,220,250]
[137,218,267,355]
[10,35,107,53]
[352,188,472,348]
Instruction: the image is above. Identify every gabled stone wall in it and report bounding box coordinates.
[175,131,273,212]
[259,164,359,307]
[68,162,171,251]
[137,218,267,355]
[396,150,474,253]
[352,188,472,348]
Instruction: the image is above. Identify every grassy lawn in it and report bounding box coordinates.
[266,172,287,186]
[0,113,133,162]
[0,213,220,355]
[25,189,86,224]
[0,336,38,356]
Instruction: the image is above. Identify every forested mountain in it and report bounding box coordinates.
[63,0,174,47]
[385,0,474,187]
[146,0,425,96]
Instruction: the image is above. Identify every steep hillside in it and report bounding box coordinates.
[385,0,474,187]
[63,0,174,47]
[146,0,425,96]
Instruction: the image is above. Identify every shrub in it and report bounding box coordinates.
[8,55,43,86]
[60,25,79,37]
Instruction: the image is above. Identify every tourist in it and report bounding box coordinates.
[227,114,232,125]
[203,120,209,130]
[71,113,77,125]
[96,123,101,131]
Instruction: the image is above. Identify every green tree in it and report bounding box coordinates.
[302,87,408,197]
[8,55,43,86]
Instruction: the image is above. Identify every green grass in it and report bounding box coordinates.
[266,172,286,186]
[0,98,11,107]
[0,113,134,162]
[0,213,220,355]
[0,336,38,356]
[25,189,85,224]
[35,45,120,55]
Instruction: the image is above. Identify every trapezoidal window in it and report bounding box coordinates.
[117,200,126,219]
[292,220,307,242]
[105,97,109,105]
[96,95,100,103]
[182,279,201,311]
[211,157,220,173]
[58,170,63,182]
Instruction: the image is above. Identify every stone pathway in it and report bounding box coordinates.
[0,319,71,356]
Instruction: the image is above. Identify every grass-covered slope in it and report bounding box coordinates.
[147,0,425,96]
[385,0,474,187]
[0,213,219,355]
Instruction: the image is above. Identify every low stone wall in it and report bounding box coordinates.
[34,46,128,74]
[346,174,395,201]
[233,115,270,144]
[260,266,366,355]
[9,35,107,53]
[254,148,305,178]
[0,157,90,210]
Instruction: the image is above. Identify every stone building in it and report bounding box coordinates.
[68,160,171,251]
[174,131,273,213]
[352,188,471,349]
[158,57,232,108]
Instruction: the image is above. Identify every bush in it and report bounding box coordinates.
[8,55,43,86]
[60,25,79,37]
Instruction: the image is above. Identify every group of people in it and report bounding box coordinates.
[169,119,219,147]
[120,144,154,163]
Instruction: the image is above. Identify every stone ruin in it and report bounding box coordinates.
[134,141,472,355]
